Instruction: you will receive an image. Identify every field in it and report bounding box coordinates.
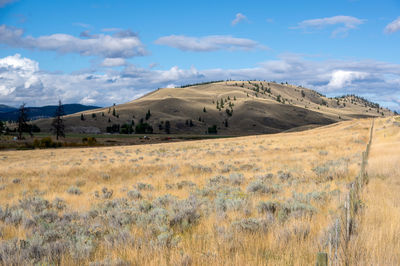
[0,132,234,151]
[0,117,399,265]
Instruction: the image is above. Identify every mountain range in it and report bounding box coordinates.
[0,104,100,121]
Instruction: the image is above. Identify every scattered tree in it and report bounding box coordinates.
[80,114,85,121]
[165,120,171,134]
[17,103,32,139]
[145,109,151,120]
[120,123,134,134]
[135,122,153,134]
[203,107,207,112]
[208,125,217,134]
[106,124,120,133]
[0,121,4,135]
[51,100,65,140]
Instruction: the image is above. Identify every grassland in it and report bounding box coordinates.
[0,117,398,265]
[348,116,400,265]
[0,133,235,151]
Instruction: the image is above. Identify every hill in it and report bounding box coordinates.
[0,104,17,113]
[33,81,393,134]
[0,104,100,121]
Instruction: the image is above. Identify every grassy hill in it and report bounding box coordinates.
[33,81,393,134]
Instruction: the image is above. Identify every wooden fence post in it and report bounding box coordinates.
[316,252,328,266]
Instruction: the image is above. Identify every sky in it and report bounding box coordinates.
[0,0,399,111]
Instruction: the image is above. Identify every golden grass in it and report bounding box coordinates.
[0,118,386,265]
[348,116,400,265]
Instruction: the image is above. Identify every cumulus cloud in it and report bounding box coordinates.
[232,13,247,26]
[327,70,369,89]
[0,54,45,100]
[0,25,147,58]
[155,35,265,52]
[0,0,18,7]
[384,17,400,34]
[294,15,365,37]
[1,54,400,111]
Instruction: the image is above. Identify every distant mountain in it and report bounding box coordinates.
[33,81,394,134]
[0,104,101,121]
[0,104,17,113]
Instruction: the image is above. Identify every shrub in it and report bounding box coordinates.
[67,186,82,195]
[169,196,201,231]
[277,171,292,181]
[33,137,62,148]
[82,137,97,146]
[101,187,113,199]
[52,198,66,211]
[247,180,277,194]
[257,201,279,214]
[127,190,142,200]
[136,182,154,191]
[101,173,111,180]
[231,218,270,233]
[229,173,244,185]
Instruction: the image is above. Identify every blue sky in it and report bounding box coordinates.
[0,0,399,111]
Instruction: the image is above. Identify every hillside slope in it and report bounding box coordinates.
[34,81,393,134]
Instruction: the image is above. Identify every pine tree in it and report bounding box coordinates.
[17,103,32,139]
[0,121,4,135]
[145,109,151,120]
[80,114,85,121]
[51,100,65,140]
[165,120,171,134]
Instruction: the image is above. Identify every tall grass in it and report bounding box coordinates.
[0,118,380,265]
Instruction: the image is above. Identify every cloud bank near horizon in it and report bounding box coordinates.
[0,53,399,111]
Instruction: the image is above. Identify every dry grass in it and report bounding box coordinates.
[349,116,400,265]
[0,118,385,265]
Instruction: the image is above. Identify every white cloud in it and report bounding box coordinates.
[0,25,147,58]
[0,0,17,7]
[101,58,126,67]
[295,15,365,37]
[327,70,370,89]
[1,54,400,111]
[0,54,40,97]
[155,35,265,52]
[384,17,400,34]
[232,13,247,26]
